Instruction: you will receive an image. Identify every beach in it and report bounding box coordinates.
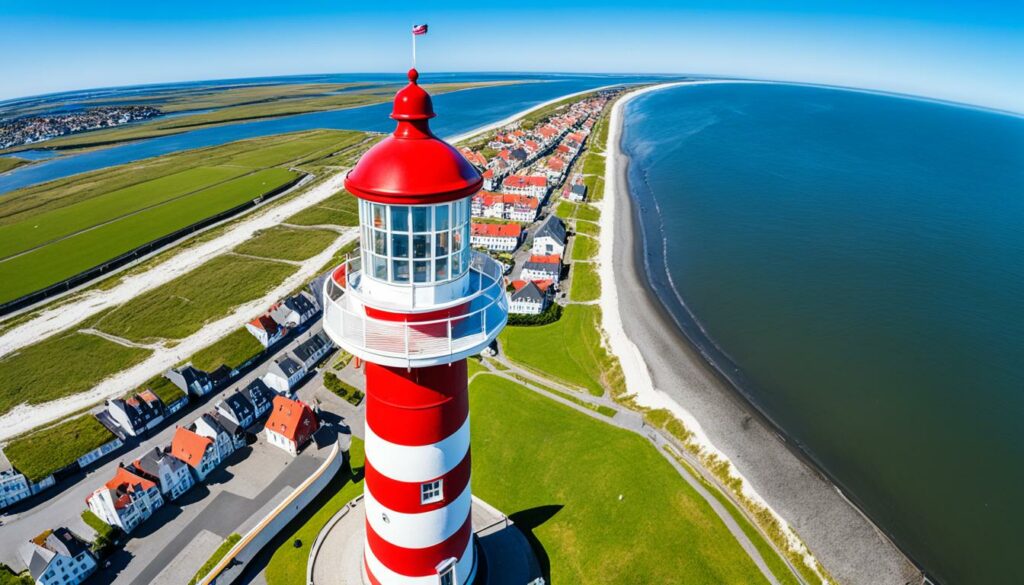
[599,83,921,584]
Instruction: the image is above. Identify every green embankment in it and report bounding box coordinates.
[189,533,242,585]
[0,130,366,305]
[285,191,359,227]
[471,374,771,584]
[189,327,265,372]
[4,416,116,482]
[0,331,150,416]
[90,255,297,343]
[569,261,600,302]
[570,234,598,260]
[0,157,29,174]
[500,304,622,397]
[234,226,338,262]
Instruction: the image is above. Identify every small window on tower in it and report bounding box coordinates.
[421,479,443,505]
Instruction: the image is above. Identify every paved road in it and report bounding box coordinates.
[0,318,331,572]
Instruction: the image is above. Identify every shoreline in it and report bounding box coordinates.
[599,83,921,584]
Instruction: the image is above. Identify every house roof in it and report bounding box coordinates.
[528,254,561,264]
[272,356,303,378]
[265,395,319,442]
[104,466,156,493]
[472,222,522,238]
[293,333,329,363]
[221,392,254,420]
[242,378,273,406]
[133,446,186,478]
[502,175,547,189]
[571,183,587,196]
[170,427,213,469]
[511,281,546,303]
[285,293,317,316]
[534,215,567,243]
[249,314,280,334]
[522,261,560,275]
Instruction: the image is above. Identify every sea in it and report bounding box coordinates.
[621,82,1024,584]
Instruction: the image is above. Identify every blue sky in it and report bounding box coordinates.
[2,0,1022,112]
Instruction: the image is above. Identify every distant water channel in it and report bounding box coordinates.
[622,83,1024,584]
[0,74,665,194]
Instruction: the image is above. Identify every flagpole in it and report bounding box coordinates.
[412,32,416,68]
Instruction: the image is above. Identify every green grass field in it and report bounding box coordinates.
[235,226,338,262]
[576,203,601,223]
[285,191,359,227]
[570,234,598,261]
[575,220,599,237]
[265,440,366,585]
[0,157,29,174]
[0,130,367,305]
[92,255,297,343]
[0,332,150,416]
[4,415,116,482]
[470,374,771,584]
[500,304,621,397]
[141,375,187,405]
[189,327,264,372]
[554,200,576,220]
[570,262,600,302]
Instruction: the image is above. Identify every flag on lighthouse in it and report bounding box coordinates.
[412,24,428,35]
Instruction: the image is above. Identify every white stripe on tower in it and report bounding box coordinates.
[364,416,470,482]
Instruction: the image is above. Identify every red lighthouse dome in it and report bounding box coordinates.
[344,69,483,205]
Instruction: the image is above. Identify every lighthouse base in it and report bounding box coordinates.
[310,496,542,585]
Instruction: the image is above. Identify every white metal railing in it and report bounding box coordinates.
[322,250,508,364]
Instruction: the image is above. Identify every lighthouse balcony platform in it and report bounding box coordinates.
[322,250,509,368]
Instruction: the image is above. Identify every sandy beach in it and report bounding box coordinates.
[599,83,921,584]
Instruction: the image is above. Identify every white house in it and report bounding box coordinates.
[246,314,286,348]
[509,280,553,315]
[241,379,275,420]
[270,292,319,328]
[291,331,333,372]
[520,257,561,284]
[105,391,166,437]
[502,175,548,199]
[471,222,522,252]
[22,527,97,585]
[216,391,256,430]
[165,365,212,397]
[86,466,164,533]
[264,396,320,456]
[170,426,221,482]
[192,414,236,462]
[531,215,567,257]
[0,459,55,511]
[130,447,194,501]
[262,356,305,395]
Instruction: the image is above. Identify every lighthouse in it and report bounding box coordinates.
[321,69,509,585]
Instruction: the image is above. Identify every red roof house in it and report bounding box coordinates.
[264,395,319,456]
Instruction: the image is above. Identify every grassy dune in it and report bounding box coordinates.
[4,415,115,483]
[234,225,338,262]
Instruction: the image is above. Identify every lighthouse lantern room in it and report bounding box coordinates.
[321,68,509,585]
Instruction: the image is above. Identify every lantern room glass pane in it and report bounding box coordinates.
[435,232,449,256]
[412,234,430,259]
[413,261,430,283]
[435,258,448,280]
[453,228,464,252]
[412,206,430,233]
[373,230,387,255]
[451,250,463,275]
[372,255,387,279]
[392,260,409,283]
[435,204,450,230]
[390,206,409,232]
[391,234,409,258]
[371,204,387,229]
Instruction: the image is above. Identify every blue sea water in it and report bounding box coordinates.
[622,82,1024,584]
[0,73,666,194]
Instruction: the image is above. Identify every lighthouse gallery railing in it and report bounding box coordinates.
[322,250,508,361]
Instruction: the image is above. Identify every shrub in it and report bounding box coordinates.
[324,372,363,406]
[507,303,563,327]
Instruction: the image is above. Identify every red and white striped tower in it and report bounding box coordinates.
[322,69,508,585]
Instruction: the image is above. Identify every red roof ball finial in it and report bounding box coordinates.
[343,68,482,205]
[391,68,435,121]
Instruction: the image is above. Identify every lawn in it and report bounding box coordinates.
[575,220,599,237]
[189,327,265,372]
[569,262,600,302]
[4,415,116,482]
[554,200,576,220]
[92,255,297,342]
[285,191,359,227]
[470,374,771,584]
[189,533,241,585]
[575,203,601,223]
[571,234,598,261]
[500,304,621,397]
[0,168,300,304]
[265,439,365,585]
[234,226,338,262]
[0,332,150,416]
[0,565,31,585]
